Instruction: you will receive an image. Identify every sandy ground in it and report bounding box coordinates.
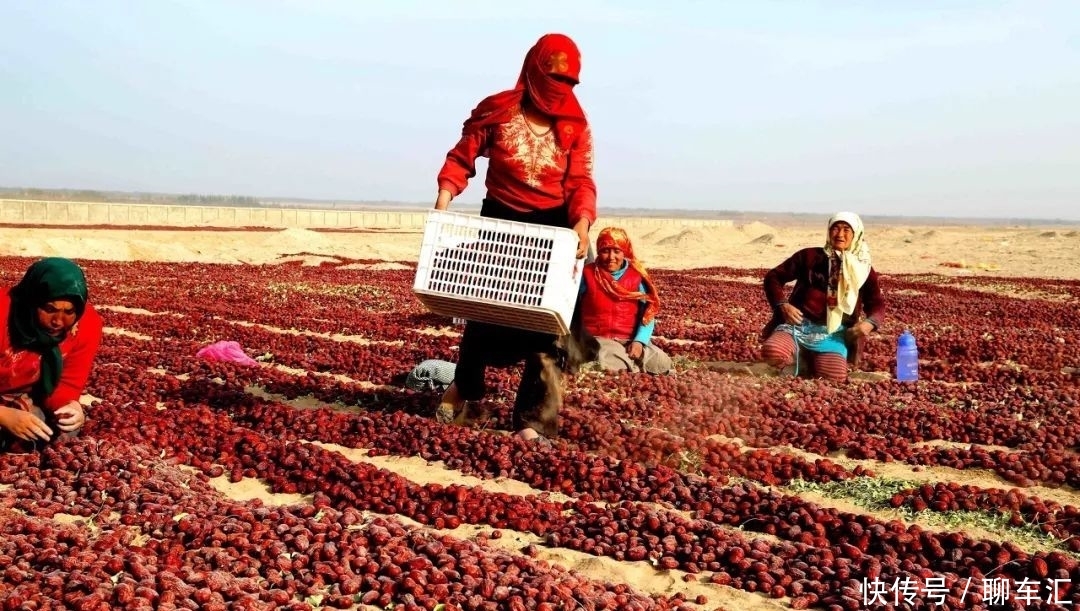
[3,217,1079,278]
[7,214,1080,609]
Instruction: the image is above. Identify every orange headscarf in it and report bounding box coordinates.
[592,228,661,324]
[461,33,587,149]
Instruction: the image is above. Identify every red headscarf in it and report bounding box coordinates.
[461,33,587,149]
[593,228,661,325]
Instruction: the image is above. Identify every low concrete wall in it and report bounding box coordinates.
[0,199,734,231]
[0,199,433,229]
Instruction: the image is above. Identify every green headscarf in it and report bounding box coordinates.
[8,257,89,399]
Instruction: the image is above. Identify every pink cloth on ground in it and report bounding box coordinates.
[195,341,260,366]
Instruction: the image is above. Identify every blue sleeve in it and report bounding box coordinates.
[633,317,655,345]
[632,281,655,344]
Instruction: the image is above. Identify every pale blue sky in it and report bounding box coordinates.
[1,1,1078,219]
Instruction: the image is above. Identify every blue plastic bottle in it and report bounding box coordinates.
[896,330,919,382]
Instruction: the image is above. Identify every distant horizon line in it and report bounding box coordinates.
[0,186,1076,226]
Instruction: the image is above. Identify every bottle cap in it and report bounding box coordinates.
[898,330,916,348]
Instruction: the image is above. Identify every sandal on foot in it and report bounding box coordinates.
[436,383,464,424]
[530,435,554,447]
[435,403,457,424]
[516,428,553,447]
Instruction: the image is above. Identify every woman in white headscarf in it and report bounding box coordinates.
[759,212,885,381]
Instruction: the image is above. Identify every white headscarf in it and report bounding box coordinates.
[825,211,872,333]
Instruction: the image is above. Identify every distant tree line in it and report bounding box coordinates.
[2,188,114,202]
[0,187,260,207]
[172,194,260,207]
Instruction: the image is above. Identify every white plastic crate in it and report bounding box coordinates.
[413,210,584,336]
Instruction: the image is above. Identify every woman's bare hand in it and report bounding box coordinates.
[846,320,875,340]
[573,218,591,259]
[435,189,453,211]
[0,406,52,442]
[780,303,804,325]
[54,401,86,433]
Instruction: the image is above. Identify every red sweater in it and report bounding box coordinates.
[0,292,104,411]
[438,110,597,226]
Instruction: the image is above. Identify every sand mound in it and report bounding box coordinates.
[872,227,910,240]
[129,240,213,263]
[43,236,133,261]
[265,228,332,250]
[749,233,774,245]
[1066,231,1078,237]
[1039,231,1058,238]
[6,232,244,264]
[741,221,776,238]
[656,229,703,246]
[268,255,342,266]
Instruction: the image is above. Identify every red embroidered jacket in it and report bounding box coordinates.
[437,111,597,227]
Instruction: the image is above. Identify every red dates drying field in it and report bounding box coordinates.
[2,256,1079,611]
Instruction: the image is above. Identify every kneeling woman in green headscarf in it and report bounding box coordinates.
[0,257,104,452]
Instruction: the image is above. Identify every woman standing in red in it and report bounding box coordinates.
[0,257,103,452]
[434,33,597,444]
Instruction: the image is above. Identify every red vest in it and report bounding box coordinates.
[581,264,643,340]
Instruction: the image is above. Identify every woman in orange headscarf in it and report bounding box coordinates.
[434,33,598,444]
[578,228,673,374]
